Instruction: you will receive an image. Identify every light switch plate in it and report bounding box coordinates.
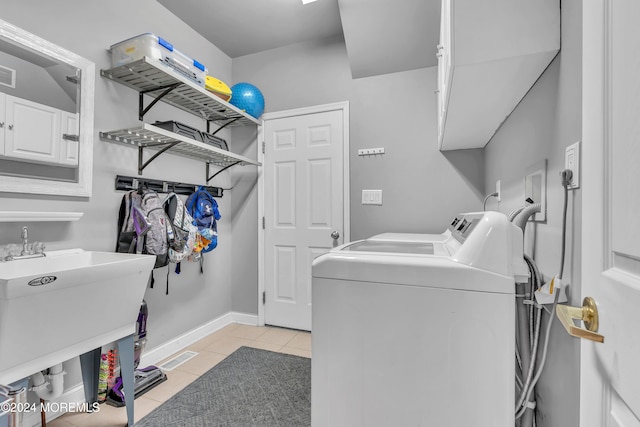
[362,189,383,205]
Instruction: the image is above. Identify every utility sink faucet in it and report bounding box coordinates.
[0,226,46,261]
[21,226,29,256]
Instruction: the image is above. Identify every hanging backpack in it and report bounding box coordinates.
[163,192,197,263]
[116,189,169,269]
[140,189,170,267]
[116,190,141,254]
[186,186,221,253]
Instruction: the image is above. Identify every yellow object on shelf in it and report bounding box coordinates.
[205,76,232,101]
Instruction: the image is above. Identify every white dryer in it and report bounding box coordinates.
[311,211,528,427]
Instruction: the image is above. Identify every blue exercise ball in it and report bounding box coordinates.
[230,82,265,119]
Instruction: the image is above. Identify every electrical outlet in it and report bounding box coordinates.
[565,141,580,189]
[496,180,501,202]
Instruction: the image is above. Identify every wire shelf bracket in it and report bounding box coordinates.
[138,82,182,121]
[206,161,241,183]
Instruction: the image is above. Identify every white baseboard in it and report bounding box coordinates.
[140,311,258,367]
[23,311,258,427]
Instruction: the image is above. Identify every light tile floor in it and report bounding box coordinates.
[48,324,311,427]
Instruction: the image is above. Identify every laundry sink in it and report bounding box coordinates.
[0,249,155,385]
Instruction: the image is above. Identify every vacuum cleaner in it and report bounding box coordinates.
[106,300,167,407]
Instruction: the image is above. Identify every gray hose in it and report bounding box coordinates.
[514,231,541,427]
[515,281,535,427]
[508,206,526,222]
[513,203,542,232]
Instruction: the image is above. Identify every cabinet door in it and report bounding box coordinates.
[436,0,559,150]
[59,111,79,166]
[4,94,61,165]
[437,0,452,142]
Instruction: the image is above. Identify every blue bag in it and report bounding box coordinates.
[186,186,221,253]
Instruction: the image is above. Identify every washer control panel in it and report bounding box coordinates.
[448,215,480,243]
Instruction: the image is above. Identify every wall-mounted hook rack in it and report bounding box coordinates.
[358,147,385,157]
[115,175,223,198]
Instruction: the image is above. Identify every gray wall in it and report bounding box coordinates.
[231,36,484,313]
[229,124,260,315]
[483,1,582,426]
[0,0,244,392]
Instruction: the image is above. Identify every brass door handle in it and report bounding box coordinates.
[556,297,604,343]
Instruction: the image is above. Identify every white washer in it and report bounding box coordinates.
[311,211,528,427]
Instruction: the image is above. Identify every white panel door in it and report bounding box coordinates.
[4,95,60,164]
[264,108,345,331]
[581,1,640,425]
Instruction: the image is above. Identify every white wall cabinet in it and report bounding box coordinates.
[0,93,78,166]
[437,0,560,151]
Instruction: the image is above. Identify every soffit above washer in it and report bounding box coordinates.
[338,0,440,78]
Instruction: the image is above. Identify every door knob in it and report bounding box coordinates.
[556,297,604,343]
[331,231,340,240]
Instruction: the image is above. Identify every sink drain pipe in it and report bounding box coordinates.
[30,363,65,400]
[30,364,66,427]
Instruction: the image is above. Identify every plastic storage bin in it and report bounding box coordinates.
[201,132,228,151]
[110,33,207,86]
[154,121,203,142]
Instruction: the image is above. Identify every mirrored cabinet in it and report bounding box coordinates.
[0,18,94,197]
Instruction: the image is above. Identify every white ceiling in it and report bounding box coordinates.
[157,0,440,78]
[157,0,344,58]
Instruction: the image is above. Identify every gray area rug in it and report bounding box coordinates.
[136,346,311,427]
